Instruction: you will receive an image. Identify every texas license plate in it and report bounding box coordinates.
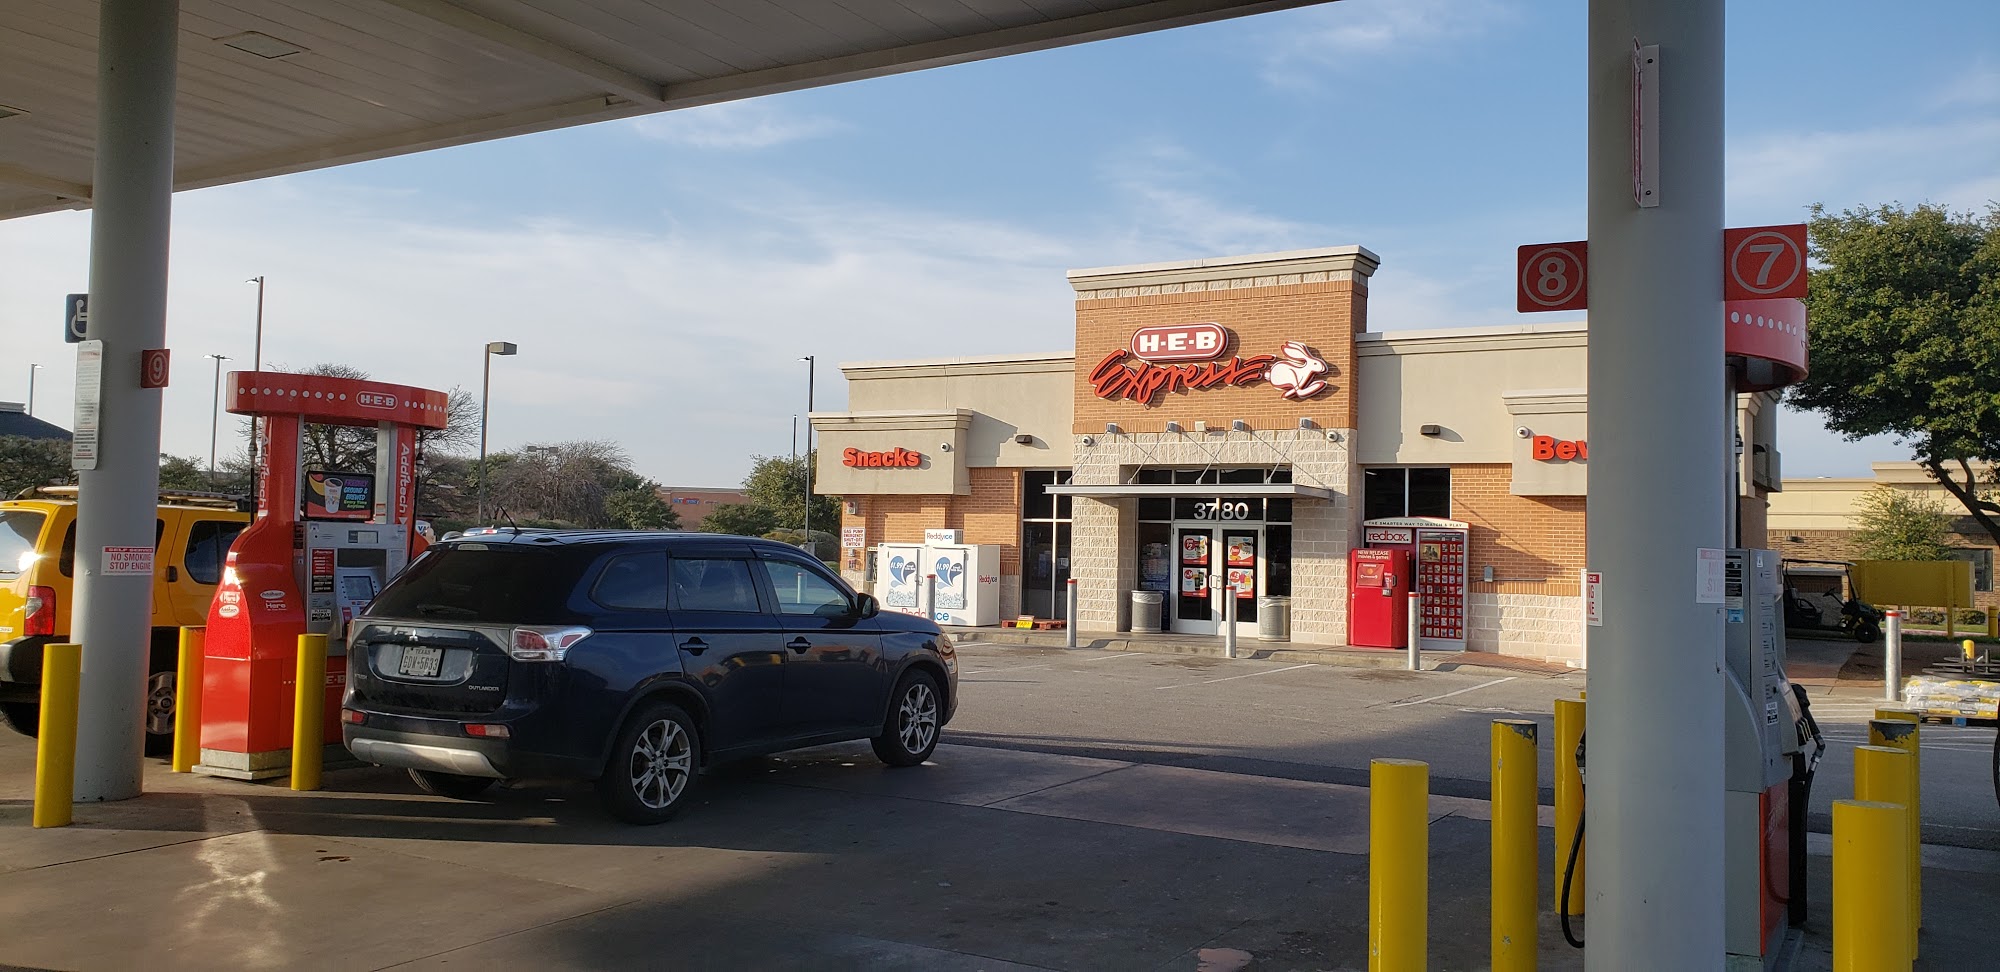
[398,645,443,678]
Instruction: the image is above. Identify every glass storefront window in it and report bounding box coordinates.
[1364,467,1452,520]
[1022,471,1074,619]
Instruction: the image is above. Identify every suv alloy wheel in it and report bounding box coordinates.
[597,700,701,824]
[871,670,942,767]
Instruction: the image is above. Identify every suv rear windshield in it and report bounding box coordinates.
[0,510,47,579]
[366,544,585,625]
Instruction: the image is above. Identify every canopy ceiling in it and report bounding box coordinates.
[0,0,1322,220]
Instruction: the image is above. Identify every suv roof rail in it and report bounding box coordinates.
[27,484,251,511]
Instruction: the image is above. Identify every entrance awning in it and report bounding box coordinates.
[1046,483,1339,501]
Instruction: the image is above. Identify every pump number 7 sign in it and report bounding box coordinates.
[1517,223,1807,311]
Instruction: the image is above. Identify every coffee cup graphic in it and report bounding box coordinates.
[322,477,344,513]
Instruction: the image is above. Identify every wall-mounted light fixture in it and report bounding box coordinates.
[1482,565,1496,583]
[1298,418,1317,431]
[1231,419,1250,432]
[939,443,953,452]
[1419,424,1443,437]
[1193,420,1209,433]
[1014,433,1035,445]
[1080,435,1096,447]
[1105,422,1121,435]
[1164,421,1182,433]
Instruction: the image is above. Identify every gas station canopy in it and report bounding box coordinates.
[0,0,1317,221]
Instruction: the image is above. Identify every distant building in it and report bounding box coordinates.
[1768,461,1997,612]
[0,402,71,441]
[654,487,750,530]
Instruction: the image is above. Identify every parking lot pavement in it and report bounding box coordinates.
[2,645,1993,970]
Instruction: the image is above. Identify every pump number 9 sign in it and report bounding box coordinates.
[1516,242,1588,312]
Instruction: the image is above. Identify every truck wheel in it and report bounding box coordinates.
[1,702,38,738]
[143,667,176,757]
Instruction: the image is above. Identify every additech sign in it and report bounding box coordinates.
[1091,322,1332,405]
[843,447,923,468]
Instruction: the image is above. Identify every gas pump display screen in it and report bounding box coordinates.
[306,470,375,520]
[342,574,377,602]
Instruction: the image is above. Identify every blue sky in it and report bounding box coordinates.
[3,0,1996,488]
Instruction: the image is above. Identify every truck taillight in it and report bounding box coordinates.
[507,625,591,662]
[23,586,55,636]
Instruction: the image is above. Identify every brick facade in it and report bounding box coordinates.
[838,467,1027,618]
[1449,463,1587,662]
[1074,281,1366,435]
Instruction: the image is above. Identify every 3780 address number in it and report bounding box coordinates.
[1192,501,1255,521]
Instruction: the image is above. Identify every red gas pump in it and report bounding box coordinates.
[1349,548,1412,648]
[194,371,447,780]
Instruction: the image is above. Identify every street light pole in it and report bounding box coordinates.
[26,363,40,416]
[246,275,265,508]
[477,341,518,523]
[206,353,230,476]
[800,355,815,557]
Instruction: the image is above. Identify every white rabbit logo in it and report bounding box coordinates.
[1264,341,1329,399]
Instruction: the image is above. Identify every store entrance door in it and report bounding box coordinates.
[1173,524,1260,636]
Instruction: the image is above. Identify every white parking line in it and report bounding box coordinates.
[1390,676,1517,708]
[1154,663,1315,690]
[961,664,1052,675]
[1082,652,1149,663]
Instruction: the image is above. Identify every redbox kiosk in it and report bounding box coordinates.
[1348,547,1411,648]
[195,371,447,780]
[1361,517,1470,651]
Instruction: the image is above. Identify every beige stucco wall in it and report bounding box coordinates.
[837,353,1075,467]
[1768,462,1997,532]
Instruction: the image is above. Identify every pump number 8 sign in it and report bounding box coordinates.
[1516,242,1588,312]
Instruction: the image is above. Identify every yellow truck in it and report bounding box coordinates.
[0,487,249,754]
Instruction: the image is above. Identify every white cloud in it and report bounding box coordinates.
[1728,117,2000,220]
[1932,62,2000,110]
[1259,0,1517,87]
[628,100,846,150]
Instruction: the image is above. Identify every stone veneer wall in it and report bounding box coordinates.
[1070,428,1357,644]
[1468,592,1585,663]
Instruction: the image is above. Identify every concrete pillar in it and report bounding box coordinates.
[1583,0,1727,965]
[71,0,180,800]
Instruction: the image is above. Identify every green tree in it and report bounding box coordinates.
[1787,203,2000,547]
[700,501,778,538]
[1851,487,1952,561]
[605,481,681,530]
[0,436,71,497]
[157,455,213,493]
[738,452,841,536]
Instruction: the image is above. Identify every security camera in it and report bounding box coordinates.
[939,443,952,452]
[1080,435,1096,447]
[1516,426,1533,438]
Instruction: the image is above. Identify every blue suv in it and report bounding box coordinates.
[341,530,958,824]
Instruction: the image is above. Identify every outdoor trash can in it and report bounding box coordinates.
[1131,590,1165,632]
[1258,596,1291,641]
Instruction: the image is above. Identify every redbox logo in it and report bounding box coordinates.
[1130,323,1228,363]
[356,392,396,410]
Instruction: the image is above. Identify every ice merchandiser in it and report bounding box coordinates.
[1348,547,1411,649]
[921,542,1000,626]
[874,543,926,618]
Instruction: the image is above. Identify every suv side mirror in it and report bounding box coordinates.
[855,593,881,618]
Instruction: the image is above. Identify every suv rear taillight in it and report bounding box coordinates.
[508,625,591,662]
[23,586,55,637]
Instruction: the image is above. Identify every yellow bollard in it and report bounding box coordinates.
[172,627,205,773]
[1854,745,1917,962]
[32,643,82,828]
[1832,799,1911,972]
[1553,698,1585,916]
[1965,638,1978,664]
[1869,718,1923,935]
[1369,758,1428,972]
[1491,720,1537,970]
[291,633,327,791]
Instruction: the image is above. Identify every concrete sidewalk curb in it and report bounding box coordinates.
[950,627,1580,677]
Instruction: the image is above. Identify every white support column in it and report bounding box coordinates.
[71,0,180,801]
[1584,0,1728,965]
